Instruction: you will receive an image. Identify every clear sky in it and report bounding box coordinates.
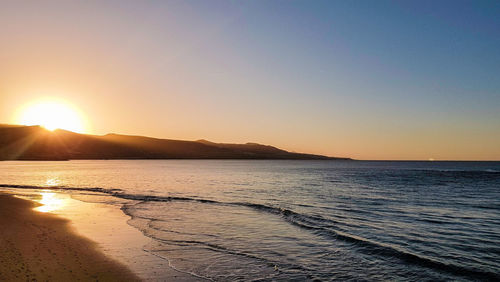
[1,0,499,160]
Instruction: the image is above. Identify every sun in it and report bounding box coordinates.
[18,100,86,133]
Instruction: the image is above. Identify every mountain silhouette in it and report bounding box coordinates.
[0,124,350,160]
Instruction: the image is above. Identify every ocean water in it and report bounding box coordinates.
[1,160,499,281]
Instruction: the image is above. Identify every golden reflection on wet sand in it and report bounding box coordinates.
[35,191,67,213]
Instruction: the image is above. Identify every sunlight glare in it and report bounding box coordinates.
[45,177,60,187]
[35,192,67,213]
[18,100,86,133]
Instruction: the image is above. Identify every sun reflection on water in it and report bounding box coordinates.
[45,177,60,187]
[35,191,67,213]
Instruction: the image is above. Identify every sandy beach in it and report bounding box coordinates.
[0,193,140,281]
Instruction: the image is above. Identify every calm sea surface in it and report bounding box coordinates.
[1,160,499,281]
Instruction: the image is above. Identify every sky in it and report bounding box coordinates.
[0,0,499,160]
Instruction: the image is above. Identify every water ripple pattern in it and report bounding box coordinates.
[1,160,499,281]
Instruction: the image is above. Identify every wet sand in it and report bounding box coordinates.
[0,194,140,281]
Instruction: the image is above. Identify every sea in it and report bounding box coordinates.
[1,160,499,281]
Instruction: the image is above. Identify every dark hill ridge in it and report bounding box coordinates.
[0,124,350,160]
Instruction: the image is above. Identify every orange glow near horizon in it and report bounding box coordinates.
[17,100,87,133]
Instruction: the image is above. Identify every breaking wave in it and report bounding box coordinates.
[1,183,498,281]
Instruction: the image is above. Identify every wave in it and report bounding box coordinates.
[412,168,500,174]
[124,205,320,280]
[0,184,123,194]
[1,183,498,281]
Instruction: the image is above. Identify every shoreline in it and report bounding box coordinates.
[0,193,139,281]
[0,192,202,281]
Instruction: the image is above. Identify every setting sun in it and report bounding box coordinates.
[0,2,499,281]
[18,100,86,133]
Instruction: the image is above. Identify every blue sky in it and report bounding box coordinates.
[1,0,499,159]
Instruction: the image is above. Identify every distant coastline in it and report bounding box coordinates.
[0,124,351,161]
